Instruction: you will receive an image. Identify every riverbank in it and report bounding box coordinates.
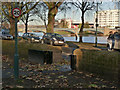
[2,40,119,89]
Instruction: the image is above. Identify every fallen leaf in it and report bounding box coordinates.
[88,84,98,88]
[58,75,67,79]
[16,85,24,88]
[26,77,33,80]
[55,79,59,83]
[101,85,107,88]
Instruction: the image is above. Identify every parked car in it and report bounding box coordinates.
[41,33,65,45]
[107,32,120,50]
[0,31,13,40]
[22,33,40,42]
[113,32,120,50]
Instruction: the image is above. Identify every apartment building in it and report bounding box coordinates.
[94,9,120,28]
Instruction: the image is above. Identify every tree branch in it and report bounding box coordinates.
[43,2,52,8]
[1,8,10,19]
[56,2,63,7]
[28,19,40,22]
[85,2,94,11]
[20,2,39,19]
[20,2,31,10]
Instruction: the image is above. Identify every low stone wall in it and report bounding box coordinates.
[28,49,53,64]
[53,50,62,63]
[78,50,120,81]
[70,48,119,81]
[73,49,82,70]
[28,49,63,64]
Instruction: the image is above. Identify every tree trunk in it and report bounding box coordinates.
[25,13,29,33]
[79,12,85,42]
[43,10,47,31]
[47,11,55,33]
[47,7,58,33]
[9,18,15,37]
[25,23,28,33]
[44,19,47,31]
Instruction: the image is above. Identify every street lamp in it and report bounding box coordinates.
[95,2,102,47]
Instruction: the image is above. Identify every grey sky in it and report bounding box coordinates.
[56,1,118,22]
[18,1,119,25]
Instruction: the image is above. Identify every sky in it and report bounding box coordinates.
[18,1,119,25]
[55,2,116,22]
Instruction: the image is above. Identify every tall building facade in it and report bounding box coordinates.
[94,9,120,28]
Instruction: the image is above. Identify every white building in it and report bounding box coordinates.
[94,9,120,28]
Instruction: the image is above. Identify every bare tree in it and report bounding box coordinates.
[0,3,9,29]
[43,2,63,33]
[1,2,39,36]
[58,2,71,19]
[0,12,9,29]
[113,0,120,9]
[21,3,39,33]
[58,2,71,27]
[35,1,71,33]
[34,2,48,30]
[72,0,95,42]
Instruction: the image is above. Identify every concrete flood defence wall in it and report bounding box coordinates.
[81,50,119,81]
[28,49,53,65]
[28,49,62,64]
[28,46,119,82]
[70,49,119,82]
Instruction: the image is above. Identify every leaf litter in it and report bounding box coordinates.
[2,55,118,88]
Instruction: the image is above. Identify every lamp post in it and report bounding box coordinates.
[95,2,102,47]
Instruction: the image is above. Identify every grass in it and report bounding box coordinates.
[2,40,62,62]
[55,31,71,35]
[55,31,95,36]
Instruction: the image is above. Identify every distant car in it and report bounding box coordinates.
[107,32,120,50]
[0,32,13,40]
[22,33,40,43]
[41,33,65,45]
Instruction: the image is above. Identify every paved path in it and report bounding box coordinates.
[61,42,80,61]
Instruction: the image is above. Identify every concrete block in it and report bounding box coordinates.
[28,49,53,65]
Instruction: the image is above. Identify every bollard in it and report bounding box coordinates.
[70,48,83,70]
[73,49,83,70]
[70,55,76,70]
